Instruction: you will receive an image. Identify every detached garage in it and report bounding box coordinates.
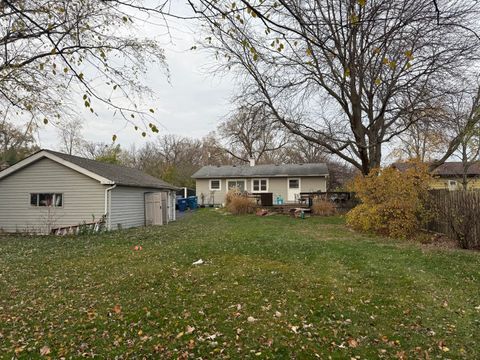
[0,149,179,234]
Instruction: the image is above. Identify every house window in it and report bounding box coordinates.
[209,180,221,191]
[30,193,63,207]
[288,179,300,189]
[227,180,246,192]
[448,180,458,191]
[252,179,268,192]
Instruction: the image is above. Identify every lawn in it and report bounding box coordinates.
[0,210,479,359]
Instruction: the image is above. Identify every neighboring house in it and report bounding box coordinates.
[393,162,480,190]
[0,149,179,234]
[192,162,329,205]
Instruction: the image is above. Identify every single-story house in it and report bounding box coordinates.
[393,161,480,190]
[192,162,329,206]
[0,149,179,234]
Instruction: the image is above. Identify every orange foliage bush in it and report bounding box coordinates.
[346,163,432,239]
[312,199,337,216]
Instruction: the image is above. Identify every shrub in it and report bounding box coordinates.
[225,187,242,206]
[225,189,255,215]
[346,163,432,239]
[312,199,337,216]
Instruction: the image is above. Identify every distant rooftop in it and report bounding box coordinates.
[192,163,329,179]
[393,161,480,176]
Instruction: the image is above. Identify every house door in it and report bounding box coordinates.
[145,193,163,226]
[287,178,301,202]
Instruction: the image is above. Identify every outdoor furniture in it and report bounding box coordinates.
[253,192,273,206]
[290,208,311,218]
[247,193,262,205]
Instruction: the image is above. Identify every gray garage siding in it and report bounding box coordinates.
[0,158,105,233]
[109,186,169,230]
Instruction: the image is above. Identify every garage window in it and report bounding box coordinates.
[30,193,63,207]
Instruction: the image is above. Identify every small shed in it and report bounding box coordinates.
[0,149,179,234]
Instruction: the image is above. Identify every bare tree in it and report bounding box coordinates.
[80,141,120,161]
[218,104,288,163]
[392,116,449,162]
[189,0,480,174]
[281,137,329,164]
[57,119,84,155]
[0,0,169,133]
[199,132,234,166]
[124,135,210,187]
[0,116,38,164]
[448,86,480,189]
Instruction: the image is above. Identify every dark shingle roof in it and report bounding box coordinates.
[44,150,179,189]
[393,161,480,176]
[192,163,329,179]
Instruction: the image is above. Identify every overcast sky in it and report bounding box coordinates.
[37,2,234,150]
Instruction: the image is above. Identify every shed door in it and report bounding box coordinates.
[161,192,168,224]
[168,192,176,221]
[145,193,163,226]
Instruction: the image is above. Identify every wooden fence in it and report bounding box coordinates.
[427,190,480,249]
[300,192,358,213]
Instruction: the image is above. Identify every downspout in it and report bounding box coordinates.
[104,184,117,230]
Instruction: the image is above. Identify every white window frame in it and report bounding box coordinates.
[288,178,301,190]
[227,179,247,192]
[30,193,64,207]
[251,178,269,192]
[448,180,458,191]
[209,179,222,191]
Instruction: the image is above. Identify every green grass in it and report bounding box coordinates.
[1,210,479,359]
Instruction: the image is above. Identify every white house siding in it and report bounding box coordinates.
[195,176,327,206]
[0,158,105,233]
[109,186,174,230]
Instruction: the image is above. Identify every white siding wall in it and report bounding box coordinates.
[0,158,105,233]
[195,176,328,205]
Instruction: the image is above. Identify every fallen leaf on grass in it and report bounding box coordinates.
[347,338,358,348]
[438,340,449,352]
[247,316,256,323]
[40,345,51,356]
[113,304,122,314]
[186,325,195,334]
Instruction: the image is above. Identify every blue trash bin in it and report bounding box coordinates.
[187,196,198,210]
[178,198,188,212]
